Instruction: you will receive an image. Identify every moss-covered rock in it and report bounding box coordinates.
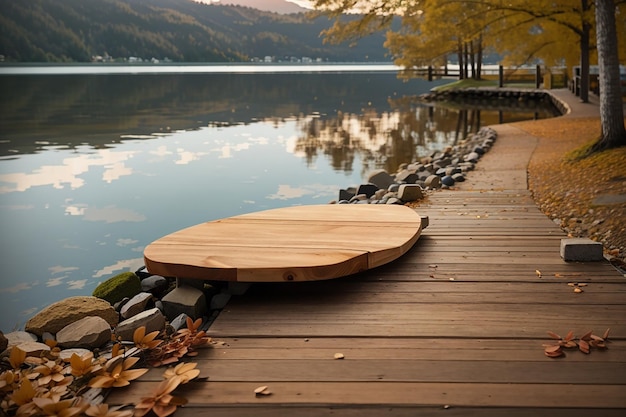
[92,271,141,305]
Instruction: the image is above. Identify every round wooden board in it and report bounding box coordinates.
[144,204,422,282]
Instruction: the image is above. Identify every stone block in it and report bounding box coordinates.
[357,183,379,198]
[161,285,207,321]
[560,238,603,262]
[397,184,423,202]
[56,316,112,349]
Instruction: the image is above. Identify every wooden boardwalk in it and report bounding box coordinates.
[109,188,626,416]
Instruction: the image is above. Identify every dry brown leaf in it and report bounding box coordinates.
[567,283,576,287]
[578,339,590,354]
[574,287,583,293]
[535,269,542,278]
[590,334,604,342]
[603,328,611,340]
[554,273,563,278]
[580,331,593,341]
[577,283,588,287]
[564,330,574,342]
[547,331,561,340]
[544,345,561,353]
[254,386,270,395]
[334,353,345,360]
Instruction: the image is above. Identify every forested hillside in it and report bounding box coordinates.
[0,0,391,62]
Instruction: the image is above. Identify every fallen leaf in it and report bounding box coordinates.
[578,339,590,354]
[547,331,561,340]
[535,269,542,278]
[577,283,588,287]
[554,273,563,278]
[603,328,611,340]
[334,353,345,360]
[564,330,574,342]
[567,283,576,287]
[574,287,583,293]
[254,386,271,396]
[544,345,561,353]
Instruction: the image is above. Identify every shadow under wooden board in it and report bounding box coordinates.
[144,204,422,282]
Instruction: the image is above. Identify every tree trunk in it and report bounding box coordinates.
[469,40,476,79]
[476,35,483,80]
[593,0,626,151]
[457,39,464,80]
[579,0,591,103]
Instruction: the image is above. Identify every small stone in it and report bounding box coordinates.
[0,332,7,352]
[464,152,480,163]
[367,169,395,190]
[441,175,455,186]
[120,292,154,320]
[169,313,190,332]
[56,316,112,349]
[141,275,169,294]
[16,341,50,357]
[452,173,466,182]
[58,348,93,362]
[424,175,442,189]
[115,308,166,341]
[356,183,379,198]
[397,184,424,202]
[385,197,403,205]
[395,170,419,184]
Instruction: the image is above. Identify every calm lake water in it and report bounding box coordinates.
[0,64,558,331]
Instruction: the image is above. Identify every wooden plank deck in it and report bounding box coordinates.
[108,189,626,416]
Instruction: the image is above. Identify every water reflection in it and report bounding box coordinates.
[0,70,558,331]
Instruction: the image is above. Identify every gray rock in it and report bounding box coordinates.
[367,169,395,190]
[357,183,379,198]
[395,170,419,184]
[0,332,7,352]
[1,331,37,355]
[161,285,207,321]
[441,175,455,186]
[464,152,480,163]
[387,183,400,193]
[141,275,168,294]
[210,293,232,310]
[349,194,368,203]
[115,308,166,341]
[120,292,154,320]
[385,197,403,205]
[339,188,356,202]
[373,189,387,201]
[169,313,190,331]
[16,341,50,357]
[58,348,93,362]
[57,316,112,349]
[445,167,462,176]
[424,175,442,189]
[452,173,466,182]
[25,296,118,337]
[398,184,424,202]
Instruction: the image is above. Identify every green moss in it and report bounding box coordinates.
[92,271,141,304]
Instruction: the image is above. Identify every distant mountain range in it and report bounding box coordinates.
[0,0,393,63]
[205,0,309,14]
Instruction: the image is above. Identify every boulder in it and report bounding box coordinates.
[25,296,118,337]
[56,316,112,349]
[115,308,166,341]
[92,271,141,305]
[16,341,50,357]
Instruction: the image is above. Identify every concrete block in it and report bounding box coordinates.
[560,238,603,262]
